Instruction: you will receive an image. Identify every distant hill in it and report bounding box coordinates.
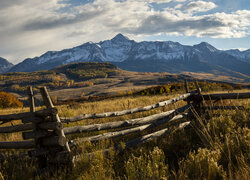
[1,62,196,98]
[2,62,246,101]
[1,62,118,90]
[0,57,13,73]
[7,34,250,83]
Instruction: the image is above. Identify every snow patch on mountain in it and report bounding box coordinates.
[0,57,14,73]
[225,49,250,62]
[7,33,250,74]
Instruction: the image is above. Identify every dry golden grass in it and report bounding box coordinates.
[0,90,249,179]
[182,71,250,85]
[0,94,184,143]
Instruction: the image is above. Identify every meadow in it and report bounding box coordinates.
[0,87,249,180]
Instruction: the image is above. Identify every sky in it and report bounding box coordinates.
[0,0,250,64]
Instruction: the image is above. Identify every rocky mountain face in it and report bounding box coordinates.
[0,57,13,73]
[225,49,250,62]
[7,34,250,79]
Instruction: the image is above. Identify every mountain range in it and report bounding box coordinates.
[1,34,250,82]
[0,57,13,73]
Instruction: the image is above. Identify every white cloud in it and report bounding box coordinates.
[175,0,187,2]
[185,1,217,13]
[146,0,172,3]
[145,0,187,3]
[0,0,249,63]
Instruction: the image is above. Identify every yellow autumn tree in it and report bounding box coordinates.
[0,92,23,109]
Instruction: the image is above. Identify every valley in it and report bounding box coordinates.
[1,62,248,104]
[1,62,195,100]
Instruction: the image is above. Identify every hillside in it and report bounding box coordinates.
[1,62,196,100]
[0,57,13,74]
[1,62,248,103]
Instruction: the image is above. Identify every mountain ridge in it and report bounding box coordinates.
[0,57,14,73]
[6,34,250,82]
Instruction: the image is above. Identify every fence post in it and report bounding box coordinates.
[39,87,71,168]
[184,80,190,105]
[25,86,72,173]
[193,80,203,116]
[28,86,35,113]
[194,80,202,96]
[27,87,48,168]
[39,87,70,153]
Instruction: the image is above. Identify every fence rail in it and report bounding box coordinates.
[192,92,250,100]
[69,113,187,145]
[64,104,191,135]
[0,108,57,122]
[0,81,249,174]
[61,90,197,123]
[0,140,36,149]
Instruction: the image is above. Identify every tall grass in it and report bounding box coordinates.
[0,92,249,179]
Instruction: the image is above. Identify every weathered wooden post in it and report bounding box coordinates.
[184,80,190,105]
[39,87,71,165]
[184,80,194,124]
[194,80,202,96]
[22,86,71,173]
[192,80,202,114]
[39,87,70,152]
[27,86,41,166]
[28,86,35,113]
[26,86,47,168]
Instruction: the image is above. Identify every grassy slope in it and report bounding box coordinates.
[1,62,249,102]
[1,62,198,101]
[0,89,249,179]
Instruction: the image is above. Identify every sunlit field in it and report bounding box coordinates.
[0,90,249,179]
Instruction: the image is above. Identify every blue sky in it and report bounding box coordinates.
[0,0,249,64]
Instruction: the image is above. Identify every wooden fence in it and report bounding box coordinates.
[0,81,249,172]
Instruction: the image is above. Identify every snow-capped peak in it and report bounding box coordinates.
[194,42,218,52]
[225,49,250,62]
[111,33,130,42]
[0,57,14,73]
[7,33,250,73]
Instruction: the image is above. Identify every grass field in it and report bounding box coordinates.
[0,90,249,179]
[4,62,250,102]
[1,62,196,101]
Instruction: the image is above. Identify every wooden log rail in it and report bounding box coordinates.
[0,137,66,149]
[191,92,250,101]
[83,121,191,159]
[69,113,187,145]
[61,91,197,123]
[0,123,34,133]
[124,121,190,148]
[0,140,36,149]
[201,106,246,110]
[0,108,58,122]
[64,104,191,135]
[0,122,63,133]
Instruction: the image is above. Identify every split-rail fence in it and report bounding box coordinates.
[0,81,249,173]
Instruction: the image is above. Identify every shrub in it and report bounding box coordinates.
[177,148,227,180]
[125,147,170,179]
[220,128,250,178]
[234,84,242,90]
[0,91,23,109]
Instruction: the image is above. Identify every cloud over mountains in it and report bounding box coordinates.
[0,0,249,63]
